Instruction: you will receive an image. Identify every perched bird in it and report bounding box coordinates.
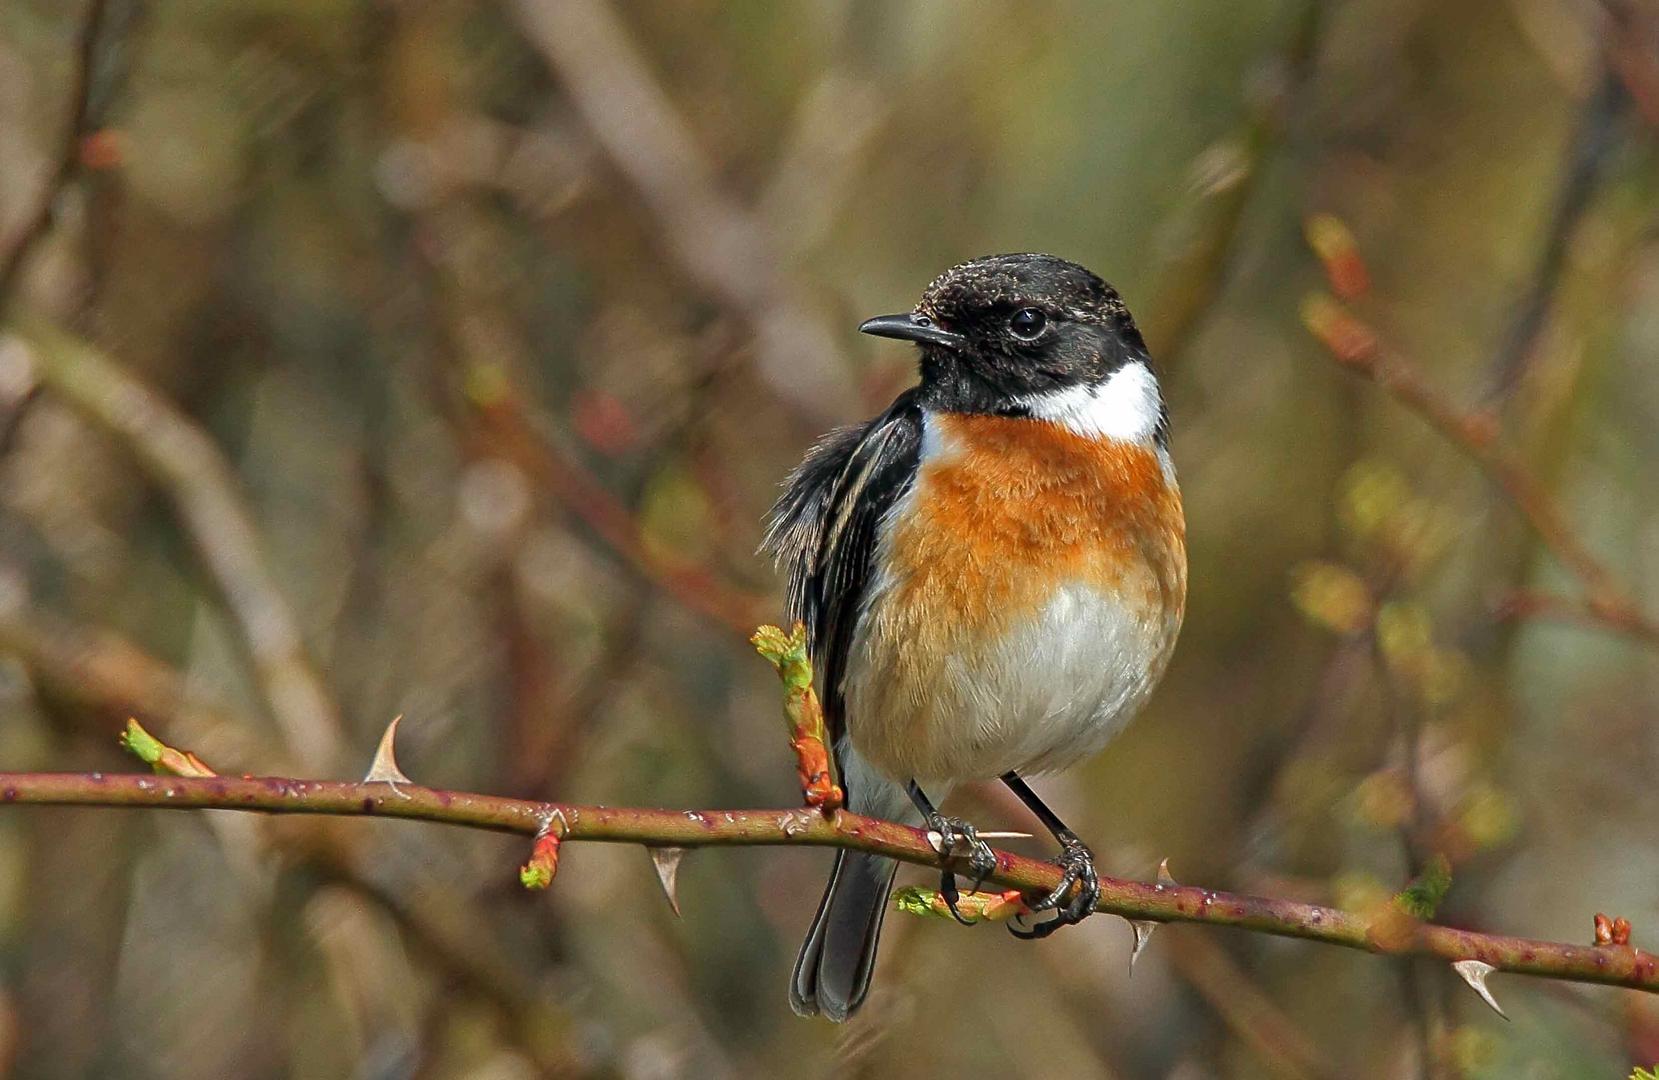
[764,253,1187,1021]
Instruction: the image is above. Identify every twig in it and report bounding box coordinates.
[1302,297,1659,644]
[756,69,888,256]
[0,595,255,747]
[5,314,348,767]
[400,191,767,641]
[299,848,585,1075]
[1483,66,1627,402]
[3,770,1658,997]
[467,383,768,638]
[509,0,854,424]
[0,0,109,305]
[1165,933,1340,1080]
[1493,589,1659,644]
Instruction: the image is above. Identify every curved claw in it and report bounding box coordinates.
[926,813,997,925]
[1009,835,1099,941]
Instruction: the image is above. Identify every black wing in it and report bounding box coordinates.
[762,389,923,741]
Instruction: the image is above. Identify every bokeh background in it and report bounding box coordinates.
[2,1,1658,1077]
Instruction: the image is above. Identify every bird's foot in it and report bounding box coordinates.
[1010,833,1099,940]
[925,813,997,926]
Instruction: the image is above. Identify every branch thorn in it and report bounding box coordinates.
[1451,959,1508,1020]
[363,715,412,797]
[1127,919,1159,976]
[649,846,685,916]
[1156,858,1178,887]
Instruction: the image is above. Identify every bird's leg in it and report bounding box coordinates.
[906,780,996,925]
[1000,772,1100,940]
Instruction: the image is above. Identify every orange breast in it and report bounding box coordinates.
[886,413,1187,638]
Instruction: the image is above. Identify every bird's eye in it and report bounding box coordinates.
[1008,308,1047,340]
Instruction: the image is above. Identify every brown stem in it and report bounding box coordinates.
[1494,589,1659,646]
[4,770,1658,995]
[1165,933,1340,1080]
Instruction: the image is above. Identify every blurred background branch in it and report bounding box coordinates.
[9,314,348,768]
[511,0,856,424]
[0,0,106,305]
[1304,295,1659,645]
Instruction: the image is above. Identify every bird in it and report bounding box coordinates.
[763,253,1187,1022]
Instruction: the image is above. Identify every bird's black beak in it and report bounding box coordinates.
[858,312,965,349]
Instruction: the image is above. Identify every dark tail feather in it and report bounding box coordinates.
[790,849,900,1021]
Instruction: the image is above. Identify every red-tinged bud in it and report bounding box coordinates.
[119,719,218,777]
[520,831,561,890]
[1300,295,1378,367]
[1305,214,1371,299]
[1593,913,1632,946]
[571,389,640,456]
[755,623,844,813]
[894,886,1028,923]
[792,734,844,813]
[79,129,126,170]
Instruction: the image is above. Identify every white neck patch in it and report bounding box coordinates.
[1019,360,1163,444]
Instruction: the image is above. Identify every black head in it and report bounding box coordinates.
[859,253,1153,415]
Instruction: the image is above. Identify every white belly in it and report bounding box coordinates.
[836,404,1187,789]
[842,580,1175,785]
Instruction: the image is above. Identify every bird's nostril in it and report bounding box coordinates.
[914,315,932,326]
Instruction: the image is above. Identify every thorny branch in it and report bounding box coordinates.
[3,705,1657,1007]
[2,769,1656,996]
